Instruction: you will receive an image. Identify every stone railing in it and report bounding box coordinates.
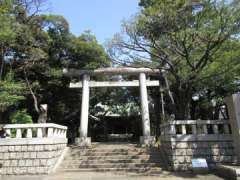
[160,120,231,137]
[0,123,68,175]
[159,120,235,171]
[3,123,67,139]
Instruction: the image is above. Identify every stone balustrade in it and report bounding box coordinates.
[159,120,235,171]
[160,120,231,136]
[0,123,68,176]
[3,123,67,139]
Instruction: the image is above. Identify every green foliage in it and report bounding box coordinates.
[0,0,16,46]
[9,109,33,124]
[0,72,26,112]
[69,31,110,69]
[199,40,240,96]
[9,109,33,137]
[109,0,240,119]
[0,0,111,124]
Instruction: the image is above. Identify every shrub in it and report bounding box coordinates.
[9,109,33,124]
[9,110,33,138]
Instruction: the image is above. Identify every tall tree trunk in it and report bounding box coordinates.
[153,91,161,138]
[190,99,197,120]
[0,112,3,124]
[0,48,4,80]
[174,88,192,120]
[24,69,47,123]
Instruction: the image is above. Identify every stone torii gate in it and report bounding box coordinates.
[63,67,161,146]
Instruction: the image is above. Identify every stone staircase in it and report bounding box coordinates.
[57,143,170,175]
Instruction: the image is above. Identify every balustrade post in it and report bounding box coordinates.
[170,124,176,135]
[48,127,54,137]
[52,128,56,137]
[5,129,11,138]
[57,129,60,137]
[57,129,61,137]
[192,124,197,134]
[16,129,22,138]
[37,128,43,138]
[61,129,65,138]
[203,125,208,134]
[63,130,67,138]
[26,128,33,138]
[182,125,187,135]
[59,129,63,137]
[54,129,58,137]
[224,124,230,134]
[213,124,219,134]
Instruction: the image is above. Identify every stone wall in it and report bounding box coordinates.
[160,120,235,171]
[0,138,67,175]
[161,136,235,171]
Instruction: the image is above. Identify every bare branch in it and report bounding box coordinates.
[23,68,40,113]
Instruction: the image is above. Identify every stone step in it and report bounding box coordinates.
[62,159,164,164]
[67,152,161,157]
[60,162,162,169]
[58,144,168,174]
[71,144,139,149]
[70,148,159,153]
[64,154,161,160]
[58,167,164,173]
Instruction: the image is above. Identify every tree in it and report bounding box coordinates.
[191,39,240,119]
[0,72,26,122]
[69,31,110,69]
[0,0,17,80]
[0,0,111,125]
[108,0,240,119]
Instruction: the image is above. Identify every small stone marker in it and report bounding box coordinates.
[192,158,208,173]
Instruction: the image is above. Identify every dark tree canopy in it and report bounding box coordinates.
[0,0,110,125]
[109,0,240,119]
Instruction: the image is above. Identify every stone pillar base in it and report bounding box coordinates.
[75,137,91,147]
[140,136,155,146]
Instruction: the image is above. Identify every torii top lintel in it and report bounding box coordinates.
[63,67,160,77]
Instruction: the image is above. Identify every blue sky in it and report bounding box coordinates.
[47,0,140,44]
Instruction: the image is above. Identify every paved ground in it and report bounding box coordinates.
[0,172,223,180]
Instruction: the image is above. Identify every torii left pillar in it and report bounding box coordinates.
[75,74,91,146]
[139,73,155,145]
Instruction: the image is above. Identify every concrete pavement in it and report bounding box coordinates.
[0,171,223,180]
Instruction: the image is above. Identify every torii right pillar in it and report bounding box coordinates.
[139,73,155,145]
